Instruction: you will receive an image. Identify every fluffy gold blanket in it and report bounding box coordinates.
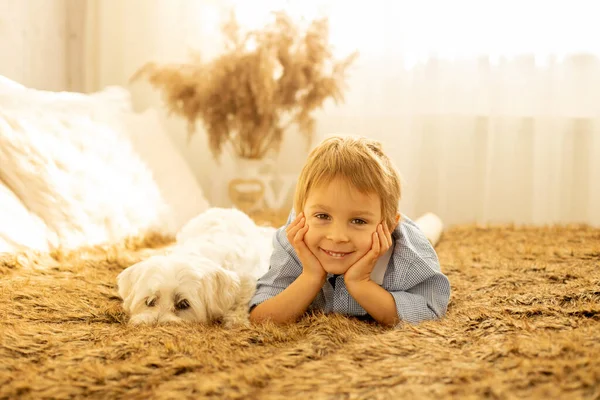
[1,225,599,399]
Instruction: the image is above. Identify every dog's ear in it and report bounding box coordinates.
[199,268,241,321]
[117,262,147,313]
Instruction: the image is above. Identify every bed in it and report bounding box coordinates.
[1,77,598,399]
[1,224,598,399]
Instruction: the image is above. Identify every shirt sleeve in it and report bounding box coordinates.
[388,256,451,324]
[248,210,303,310]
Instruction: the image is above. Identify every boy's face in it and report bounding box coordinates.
[303,177,383,275]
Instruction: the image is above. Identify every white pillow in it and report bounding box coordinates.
[0,89,167,250]
[0,76,209,249]
[0,75,25,91]
[0,180,55,253]
[123,108,209,233]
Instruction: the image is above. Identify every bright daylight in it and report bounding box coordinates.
[1,0,599,398]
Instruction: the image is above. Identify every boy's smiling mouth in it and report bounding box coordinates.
[320,248,354,258]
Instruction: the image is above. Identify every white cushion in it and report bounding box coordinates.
[0,75,209,250]
[0,180,55,253]
[123,108,209,233]
[0,86,166,249]
[0,75,25,91]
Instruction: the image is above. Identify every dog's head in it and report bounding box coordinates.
[117,254,241,325]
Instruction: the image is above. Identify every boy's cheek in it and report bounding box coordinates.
[353,248,371,261]
[356,236,375,253]
[303,228,317,245]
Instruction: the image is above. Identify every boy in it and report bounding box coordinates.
[249,136,450,326]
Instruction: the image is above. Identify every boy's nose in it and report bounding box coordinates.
[326,224,349,243]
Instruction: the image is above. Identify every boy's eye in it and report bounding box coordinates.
[351,219,367,225]
[315,213,330,220]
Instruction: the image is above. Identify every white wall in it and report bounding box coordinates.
[0,0,83,91]
[1,1,599,226]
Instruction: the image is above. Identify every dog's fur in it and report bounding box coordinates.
[117,208,275,326]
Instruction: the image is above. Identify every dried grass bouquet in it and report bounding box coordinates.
[132,10,357,161]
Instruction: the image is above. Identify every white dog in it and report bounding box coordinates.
[117,208,275,326]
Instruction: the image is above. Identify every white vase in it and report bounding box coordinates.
[228,158,268,214]
[235,158,265,179]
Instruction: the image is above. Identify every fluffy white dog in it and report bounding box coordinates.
[117,208,275,326]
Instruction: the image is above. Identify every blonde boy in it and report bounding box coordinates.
[249,136,450,326]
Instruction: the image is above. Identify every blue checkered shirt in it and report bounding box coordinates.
[249,211,451,324]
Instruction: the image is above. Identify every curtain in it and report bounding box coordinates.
[81,0,600,227]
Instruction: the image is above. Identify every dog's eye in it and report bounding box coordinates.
[145,297,157,307]
[176,299,190,310]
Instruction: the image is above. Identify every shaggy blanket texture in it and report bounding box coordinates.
[1,225,599,399]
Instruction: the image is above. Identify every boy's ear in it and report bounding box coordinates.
[392,213,401,230]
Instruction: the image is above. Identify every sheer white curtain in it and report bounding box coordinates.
[81,0,600,227]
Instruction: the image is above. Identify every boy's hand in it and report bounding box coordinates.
[345,222,392,285]
[286,212,326,283]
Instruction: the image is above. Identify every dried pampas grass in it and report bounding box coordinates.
[132,11,357,160]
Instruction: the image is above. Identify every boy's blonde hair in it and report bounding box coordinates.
[293,135,402,229]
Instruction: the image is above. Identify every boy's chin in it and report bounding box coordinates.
[320,262,351,275]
